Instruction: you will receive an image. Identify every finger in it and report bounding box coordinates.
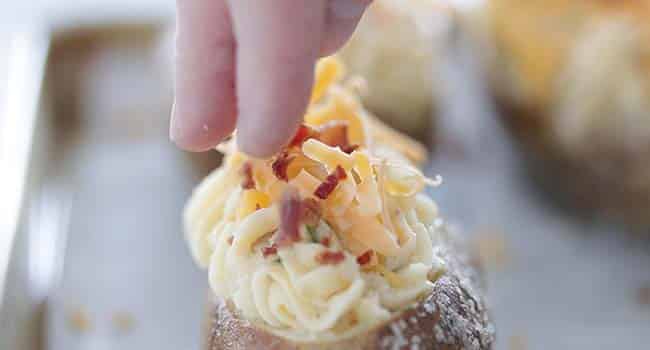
[171,0,237,151]
[228,0,328,157]
[320,0,373,56]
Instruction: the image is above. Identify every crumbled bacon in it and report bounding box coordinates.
[274,187,323,247]
[290,121,357,153]
[262,244,278,258]
[255,203,262,211]
[340,144,359,154]
[356,250,374,265]
[275,187,302,246]
[316,250,346,265]
[318,121,350,150]
[227,236,234,246]
[289,124,319,148]
[271,152,294,182]
[301,198,322,226]
[334,166,347,180]
[240,161,256,189]
[314,166,347,200]
[320,236,331,247]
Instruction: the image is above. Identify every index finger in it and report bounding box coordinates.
[227,0,328,157]
[172,0,237,151]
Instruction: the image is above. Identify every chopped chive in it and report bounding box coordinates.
[306,225,318,243]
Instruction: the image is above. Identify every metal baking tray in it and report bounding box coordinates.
[0,23,220,350]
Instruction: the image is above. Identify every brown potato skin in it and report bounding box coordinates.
[495,96,650,230]
[204,229,495,350]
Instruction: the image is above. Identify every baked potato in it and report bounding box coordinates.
[205,223,493,350]
[339,0,453,143]
[469,0,650,228]
[185,57,494,350]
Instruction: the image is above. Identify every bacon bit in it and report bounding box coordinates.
[301,198,322,226]
[240,161,256,189]
[255,203,262,211]
[356,250,374,265]
[272,152,294,182]
[227,236,234,246]
[334,165,347,180]
[316,250,345,265]
[314,179,338,200]
[320,236,331,247]
[275,187,303,247]
[289,124,319,148]
[340,144,359,154]
[274,187,323,247]
[318,121,350,150]
[262,244,278,258]
[314,166,347,200]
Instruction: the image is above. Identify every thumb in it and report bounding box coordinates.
[320,0,373,56]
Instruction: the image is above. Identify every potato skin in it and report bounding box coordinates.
[204,229,495,350]
[495,96,650,230]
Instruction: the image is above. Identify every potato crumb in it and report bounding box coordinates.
[471,228,510,270]
[509,333,527,350]
[112,311,136,332]
[67,307,92,333]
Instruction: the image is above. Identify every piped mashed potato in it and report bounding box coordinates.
[184,57,446,342]
[339,0,451,139]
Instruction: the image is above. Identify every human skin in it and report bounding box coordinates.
[171,0,373,157]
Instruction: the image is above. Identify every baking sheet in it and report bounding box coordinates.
[1,16,649,350]
[2,25,221,350]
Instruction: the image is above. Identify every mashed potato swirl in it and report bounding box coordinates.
[184,57,446,341]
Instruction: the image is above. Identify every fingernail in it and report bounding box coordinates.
[328,0,370,19]
[169,102,203,151]
[169,102,179,140]
[236,125,290,158]
[169,101,185,144]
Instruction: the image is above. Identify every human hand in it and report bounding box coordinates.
[171,0,372,157]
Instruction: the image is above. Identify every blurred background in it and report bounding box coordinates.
[1,0,649,349]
